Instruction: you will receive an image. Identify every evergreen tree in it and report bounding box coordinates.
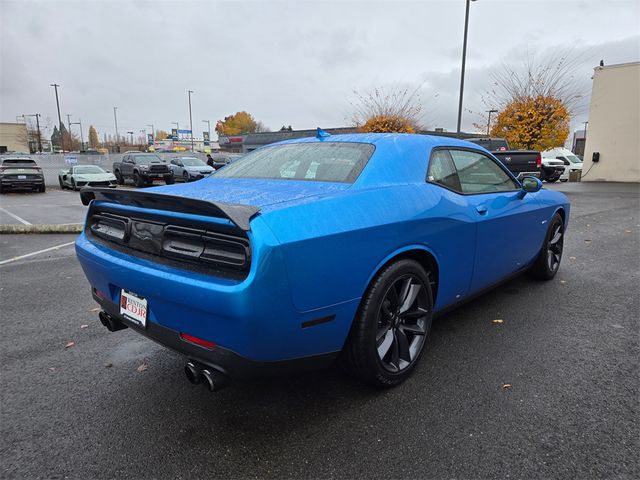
[51,126,61,149]
[88,125,100,148]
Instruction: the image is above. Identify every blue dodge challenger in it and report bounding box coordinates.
[76,132,570,390]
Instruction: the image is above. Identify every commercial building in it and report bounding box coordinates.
[219,127,481,153]
[582,62,640,182]
[0,122,29,154]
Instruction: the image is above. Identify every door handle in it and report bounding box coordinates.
[476,205,488,215]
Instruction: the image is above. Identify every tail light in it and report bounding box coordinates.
[536,153,542,168]
[180,332,216,349]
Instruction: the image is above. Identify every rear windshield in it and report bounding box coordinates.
[134,155,162,164]
[215,142,375,183]
[2,159,37,165]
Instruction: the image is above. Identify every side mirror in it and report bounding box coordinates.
[520,176,543,197]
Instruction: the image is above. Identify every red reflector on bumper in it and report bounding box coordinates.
[94,288,107,300]
[179,333,216,349]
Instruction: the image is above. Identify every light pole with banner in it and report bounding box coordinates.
[188,90,195,152]
[202,120,211,147]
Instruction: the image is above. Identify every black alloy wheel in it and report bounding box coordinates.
[376,274,430,373]
[58,177,66,189]
[343,259,433,387]
[71,178,77,191]
[530,213,564,280]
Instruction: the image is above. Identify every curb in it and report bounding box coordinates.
[0,224,83,234]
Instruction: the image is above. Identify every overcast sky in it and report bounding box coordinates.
[1,0,638,141]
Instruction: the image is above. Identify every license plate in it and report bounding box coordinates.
[120,290,147,327]
[18,175,26,179]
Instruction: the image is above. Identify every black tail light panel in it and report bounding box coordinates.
[86,206,251,280]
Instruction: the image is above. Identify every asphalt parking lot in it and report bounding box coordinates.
[1,182,638,479]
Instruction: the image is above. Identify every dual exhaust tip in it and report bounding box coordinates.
[185,361,230,392]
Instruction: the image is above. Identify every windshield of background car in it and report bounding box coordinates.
[215,142,375,183]
[566,155,582,163]
[180,158,206,166]
[134,155,162,164]
[73,166,105,174]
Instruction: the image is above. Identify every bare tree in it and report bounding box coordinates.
[482,50,587,114]
[350,85,424,130]
[254,121,271,133]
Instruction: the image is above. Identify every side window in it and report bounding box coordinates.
[427,149,462,192]
[449,150,519,194]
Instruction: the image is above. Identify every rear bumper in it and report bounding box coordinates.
[75,221,357,367]
[1,178,45,189]
[94,291,338,378]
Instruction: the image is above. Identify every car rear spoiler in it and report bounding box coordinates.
[79,187,260,232]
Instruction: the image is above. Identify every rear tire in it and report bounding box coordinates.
[165,177,175,185]
[39,185,46,193]
[529,213,564,280]
[342,259,433,388]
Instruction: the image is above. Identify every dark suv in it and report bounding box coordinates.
[112,154,174,187]
[0,157,46,193]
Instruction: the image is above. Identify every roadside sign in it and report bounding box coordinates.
[64,155,78,165]
[203,131,210,146]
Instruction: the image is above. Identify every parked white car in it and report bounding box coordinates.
[543,148,583,182]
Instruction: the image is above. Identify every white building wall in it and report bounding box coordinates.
[582,62,640,182]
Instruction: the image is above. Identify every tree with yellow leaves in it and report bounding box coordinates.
[215,111,259,136]
[491,96,570,150]
[480,51,584,150]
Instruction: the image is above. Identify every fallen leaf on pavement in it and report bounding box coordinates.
[624,230,632,233]
[137,363,148,372]
[569,256,576,260]
[90,307,100,312]
[585,239,592,243]
[105,363,113,368]
[80,324,89,329]
[560,280,566,284]
[65,341,75,349]
[492,319,504,324]
[49,367,56,372]
[502,383,512,389]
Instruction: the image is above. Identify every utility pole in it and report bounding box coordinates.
[172,122,179,142]
[486,109,498,136]
[456,0,477,136]
[23,114,43,153]
[50,83,63,152]
[188,90,195,152]
[202,119,210,142]
[113,107,119,144]
[70,119,84,151]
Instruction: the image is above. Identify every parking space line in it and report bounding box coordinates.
[0,241,75,266]
[0,206,32,225]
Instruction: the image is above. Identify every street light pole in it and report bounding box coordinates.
[486,109,498,136]
[188,90,194,152]
[113,107,119,144]
[172,122,179,141]
[66,114,73,151]
[50,83,63,152]
[147,124,155,144]
[456,0,477,136]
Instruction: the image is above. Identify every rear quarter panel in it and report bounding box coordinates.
[260,183,477,313]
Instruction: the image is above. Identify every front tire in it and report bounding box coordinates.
[58,177,66,189]
[343,259,433,388]
[71,179,77,191]
[529,213,564,280]
[183,171,190,182]
[134,172,145,188]
[165,176,175,185]
[115,170,124,185]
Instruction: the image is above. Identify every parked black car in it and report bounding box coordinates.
[466,137,542,180]
[112,153,174,187]
[0,157,45,193]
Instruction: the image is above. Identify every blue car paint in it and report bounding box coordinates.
[76,133,570,364]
